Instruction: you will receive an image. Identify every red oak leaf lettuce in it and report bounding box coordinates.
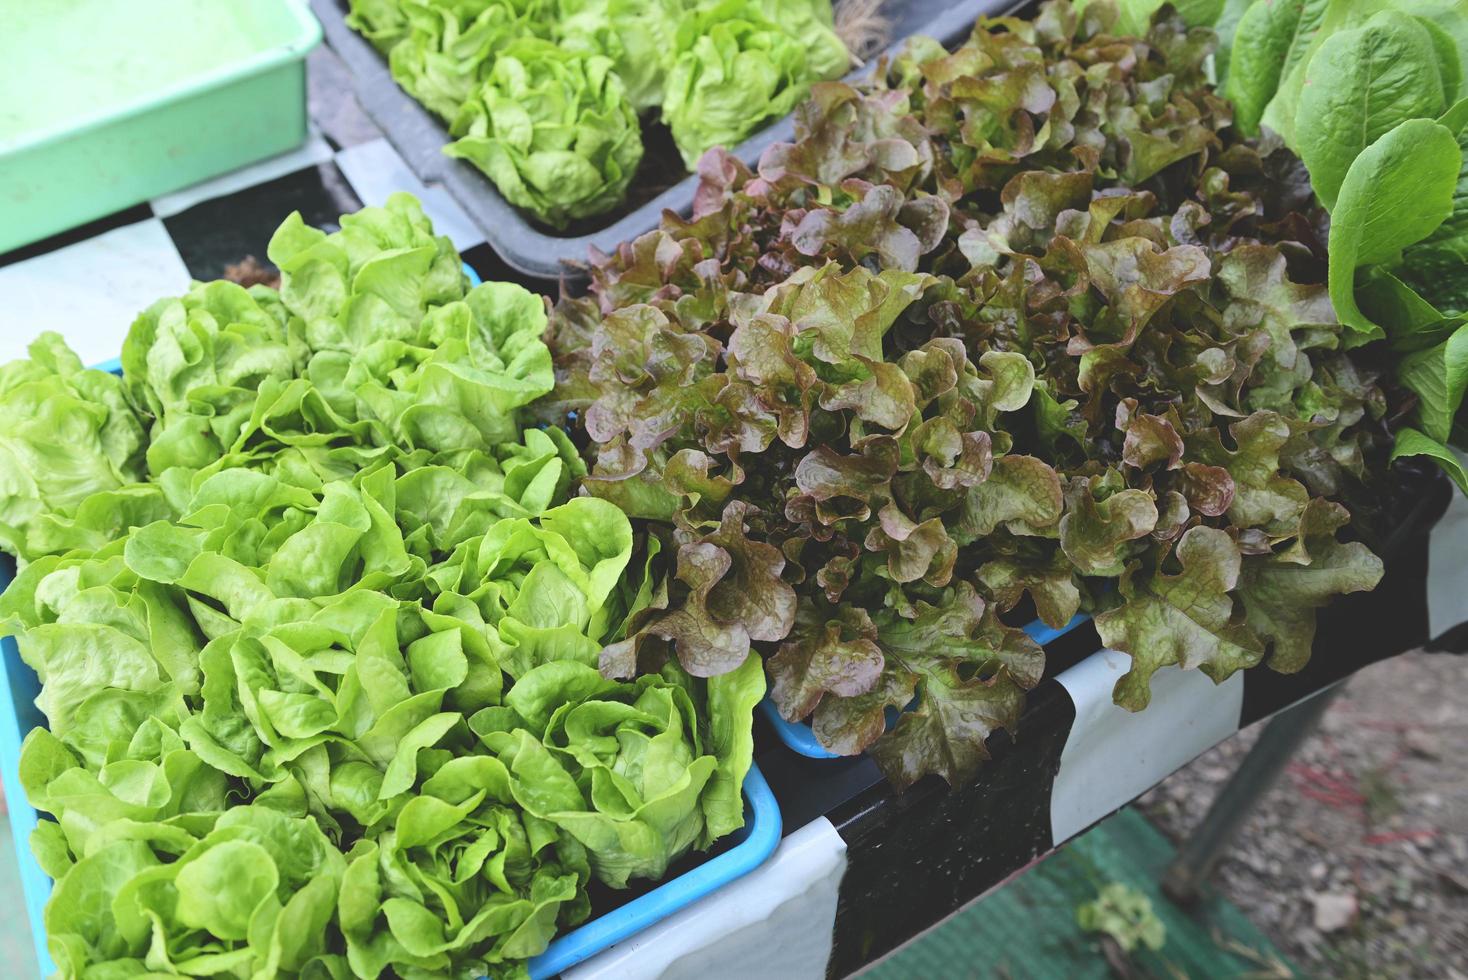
[547,0,1392,789]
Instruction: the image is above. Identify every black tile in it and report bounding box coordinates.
[1039,620,1104,680]
[757,729,885,838]
[161,161,363,282]
[460,243,558,297]
[0,204,154,268]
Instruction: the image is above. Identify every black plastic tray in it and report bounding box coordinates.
[313,0,1012,279]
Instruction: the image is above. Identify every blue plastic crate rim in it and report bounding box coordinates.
[760,612,1093,759]
[0,261,784,979]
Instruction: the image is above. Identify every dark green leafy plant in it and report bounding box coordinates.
[1216,0,1468,491]
[546,1,1390,789]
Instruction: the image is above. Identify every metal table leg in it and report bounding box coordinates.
[1161,684,1344,906]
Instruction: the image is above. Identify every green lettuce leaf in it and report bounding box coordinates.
[1294,11,1450,210]
[1397,321,1468,443]
[471,656,760,887]
[1326,118,1461,339]
[0,335,151,563]
[556,0,685,110]
[1,195,760,979]
[389,0,546,121]
[1398,101,1468,317]
[1392,426,1468,492]
[347,0,412,54]
[446,38,644,228]
[662,0,849,168]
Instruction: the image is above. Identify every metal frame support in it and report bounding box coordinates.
[1161,684,1344,906]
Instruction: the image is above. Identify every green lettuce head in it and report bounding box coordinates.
[266,192,470,356]
[476,654,764,888]
[121,279,306,480]
[424,497,637,679]
[347,0,412,54]
[0,334,154,563]
[389,0,547,122]
[446,38,644,228]
[340,776,591,977]
[555,0,687,111]
[41,798,349,977]
[662,0,850,168]
[99,194,556,484]
[344,280,555,454]
[0,194,770,979]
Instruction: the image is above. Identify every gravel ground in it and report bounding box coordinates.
[1141,651,1468,979]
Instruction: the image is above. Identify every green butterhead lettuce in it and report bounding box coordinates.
[1,196,762,979]
[346,279,555,452]
[446,38,644,228]
[556,0,687,110]
[121,279,306,479]
[478,654,763,888]
[389,0,546,121]
[0,334,153,563]
[347,0,853,223]
[662,0,850,168]
[266,191,470,356]
[425,496,637,679]
[347,0,412,54]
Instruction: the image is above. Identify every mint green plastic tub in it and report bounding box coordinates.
[0,0,322,254]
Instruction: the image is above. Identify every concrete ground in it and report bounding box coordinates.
[1143,651,1468,978]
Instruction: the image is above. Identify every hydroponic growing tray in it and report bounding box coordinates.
[0,0,321,254]
[311,0,1014,279]
[0,266,783,978]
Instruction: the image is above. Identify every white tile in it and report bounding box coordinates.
[334,138,484,251]
[0,218,190,367]
[1050,649,1244,846]
[149,131,336,218]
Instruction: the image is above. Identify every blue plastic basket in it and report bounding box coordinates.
[0,262,784,979]
[760,612,1093,759]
